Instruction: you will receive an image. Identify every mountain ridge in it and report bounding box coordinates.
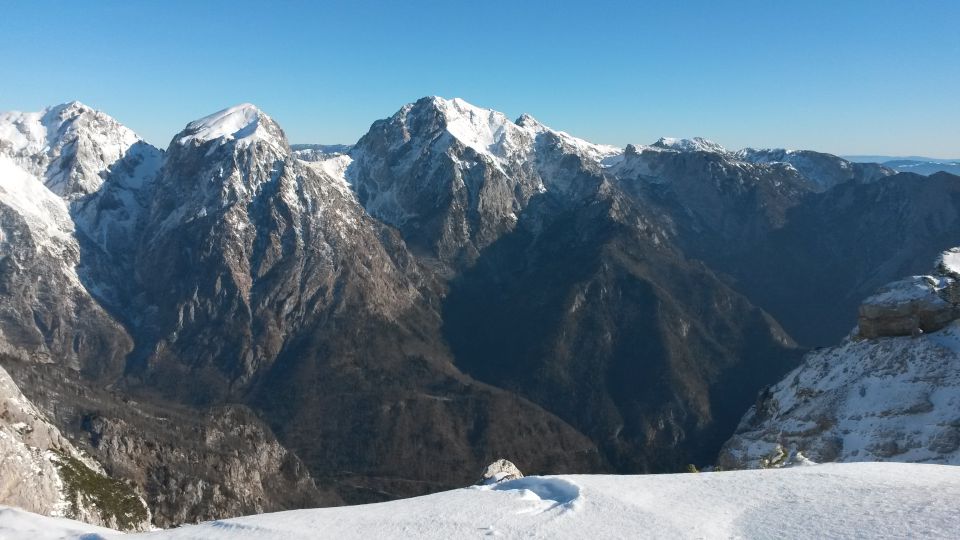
[1,96,959,528]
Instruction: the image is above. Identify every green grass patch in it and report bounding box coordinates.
[52,450,148,531]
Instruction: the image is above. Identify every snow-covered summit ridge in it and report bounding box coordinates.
[176,103,286,149]
[652,136,727,154]
[735,147,895,191]
[0,101,151,198]
[404,96,622,164]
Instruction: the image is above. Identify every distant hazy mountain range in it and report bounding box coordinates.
[844,155,960,176]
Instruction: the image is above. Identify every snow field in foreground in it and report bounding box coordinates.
[1,462,959,539]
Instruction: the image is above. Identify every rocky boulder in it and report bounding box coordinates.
[477,459,524,485]
[858,250,960,338]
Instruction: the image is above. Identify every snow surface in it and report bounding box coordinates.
[3,463,959,539]
[0,507,118,540]
[939,248,960,278]
[722,321,960,468]
[0,156,75,248]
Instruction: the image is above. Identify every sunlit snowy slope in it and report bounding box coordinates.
[2,463,959,539]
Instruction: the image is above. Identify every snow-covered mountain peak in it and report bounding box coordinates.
[408,96,524,158]
[0,102,152,198]
[515,112,539,128]
[652,136,727,153]
[399,97,621,164]
[176,103,286,150]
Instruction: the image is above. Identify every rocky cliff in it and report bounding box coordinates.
[0,364,150,531]
[719,248,960,468]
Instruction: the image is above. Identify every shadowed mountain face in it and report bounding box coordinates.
[709,172,960,345]
[0,97,958,527]
[441,190,801,471]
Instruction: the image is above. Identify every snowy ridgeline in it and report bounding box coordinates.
[2,463,959,539]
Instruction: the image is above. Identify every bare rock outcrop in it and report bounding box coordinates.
[477,459,524,485]
[858,249,960,338]
[0,365,150,531]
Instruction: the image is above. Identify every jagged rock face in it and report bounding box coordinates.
[2,358,337,528]
[0,155,132,378]
[0,364,150,531]
[79,404,335,528]
[121,105,429,400]
[608,143,815,258]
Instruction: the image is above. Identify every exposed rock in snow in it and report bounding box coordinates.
[719,321,960,469]
[477,458,524,485]
[0,364,150,531]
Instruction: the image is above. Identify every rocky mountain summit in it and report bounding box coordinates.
[719,248,960,469]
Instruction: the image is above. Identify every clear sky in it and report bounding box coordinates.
[1,0,958,157]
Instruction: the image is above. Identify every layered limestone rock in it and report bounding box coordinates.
[858,250,960,338]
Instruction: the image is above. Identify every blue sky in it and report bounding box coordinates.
[1,0,958,157]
